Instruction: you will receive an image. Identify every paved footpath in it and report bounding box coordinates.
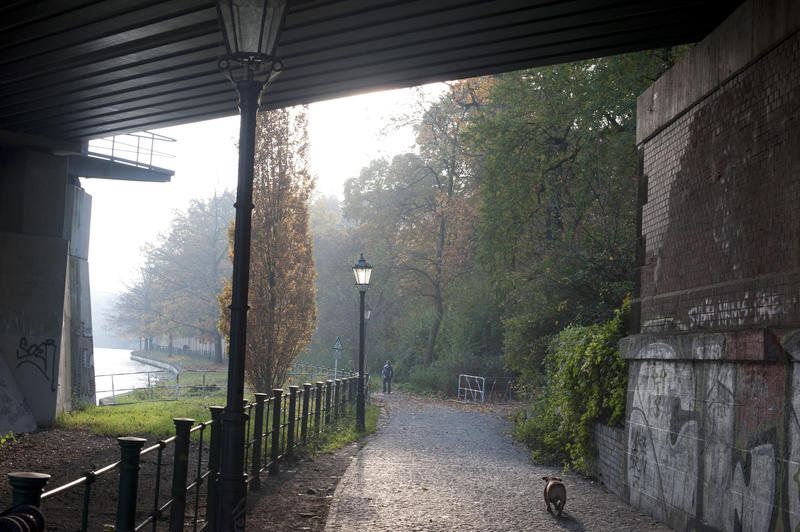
[326,392,671,531]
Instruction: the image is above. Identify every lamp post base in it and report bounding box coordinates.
[356,383,365,432]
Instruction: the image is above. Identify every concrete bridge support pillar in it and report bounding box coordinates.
[0,148,95,435]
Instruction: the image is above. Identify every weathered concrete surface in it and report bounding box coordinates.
[0,357,36,435]
[326,393,669,531]
[0,149,96,433]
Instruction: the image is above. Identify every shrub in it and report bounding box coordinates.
[403,365,456,396]
[0,431,16,447]
[514,299,629,474]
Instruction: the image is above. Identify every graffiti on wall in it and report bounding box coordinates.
[16,337,57,392]
[628,354,699,521]
[687,291,783,330]
[625,339,800,531]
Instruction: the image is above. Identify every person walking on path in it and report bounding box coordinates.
[381,360,393,394]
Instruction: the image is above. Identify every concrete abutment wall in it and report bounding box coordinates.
[620,0,800,529]
[0,149,95,435]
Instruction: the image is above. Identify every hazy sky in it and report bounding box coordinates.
[81,84,445,295]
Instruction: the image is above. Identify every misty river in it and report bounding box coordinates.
[93,347,166,404]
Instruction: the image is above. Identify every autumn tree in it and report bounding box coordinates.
[343,79,493,367]
[305,196,361,370]
[465,49,686,376]
[150,191,234,362]
[112,256,161,350]
[112,191,234,360]
[219,107,316,392]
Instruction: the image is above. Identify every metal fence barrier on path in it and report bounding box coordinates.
[457,374,514,404]
[1,375,366,532]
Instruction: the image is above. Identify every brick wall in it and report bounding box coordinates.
[623,1,800,530]
[594,423,627,499]
[636,26,800,334]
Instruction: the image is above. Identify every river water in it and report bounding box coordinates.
[93,347,166,404]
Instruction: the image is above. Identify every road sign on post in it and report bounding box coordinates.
[332,337,343,378]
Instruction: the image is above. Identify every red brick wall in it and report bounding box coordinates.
[635,29,800,333]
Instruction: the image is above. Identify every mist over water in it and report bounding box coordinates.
[93,348,165,404]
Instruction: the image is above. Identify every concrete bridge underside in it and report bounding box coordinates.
[1,1,798,530]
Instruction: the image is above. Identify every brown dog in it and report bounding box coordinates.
[543,476,566,516]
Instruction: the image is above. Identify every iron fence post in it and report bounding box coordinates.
[287,386,298,459]
[301,383,311,446]
[325,380,333,426]
[242,400,251,473]
[250,393,267,491]
[7,472,50,507]
[341,378,348,417]
[333,379,341,422]
[314,382,323,437]
[169,418,194,532]
[269,389,282,476]
[116,437,146,532]
[206,406,224,531]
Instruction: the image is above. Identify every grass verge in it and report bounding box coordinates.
[57,396,226,439]
[308,404,381,456]
[57,397,381,451]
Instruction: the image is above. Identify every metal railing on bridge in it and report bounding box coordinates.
[1,374,367,531]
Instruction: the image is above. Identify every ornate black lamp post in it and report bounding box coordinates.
[214,1,287,530]
[352,254,372,432]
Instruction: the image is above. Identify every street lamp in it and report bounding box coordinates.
[352,254,372,432]
[214,1,287,530]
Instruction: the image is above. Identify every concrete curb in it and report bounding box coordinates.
[130,353,180,375]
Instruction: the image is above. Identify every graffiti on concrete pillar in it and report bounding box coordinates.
[16,337,57,392]
[627,342,785,531]
[628,358,699,522]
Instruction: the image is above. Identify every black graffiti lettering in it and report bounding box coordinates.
[16,337,57,392]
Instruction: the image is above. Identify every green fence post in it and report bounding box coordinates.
[206,406,223,530]
[115,436,146,532]
[7,472,50,507]
[168,418,194,532]
[325,380,333,426]
[301,383,311,446]
[287,386,299,460]
[250,393,267,491]
[339,378,350,418]
[333,379,341,422]
[242,399,252,470]
[314,382,323,437]
[269,389,282,476]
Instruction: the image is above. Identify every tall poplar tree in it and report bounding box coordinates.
[218,107,317,392]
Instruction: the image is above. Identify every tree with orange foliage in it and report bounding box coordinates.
[219,107,316,392]
[344,78,494,366]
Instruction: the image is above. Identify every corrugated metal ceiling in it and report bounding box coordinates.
[0,0,741,145]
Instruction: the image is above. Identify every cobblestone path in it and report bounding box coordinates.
[326,392,671,531]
